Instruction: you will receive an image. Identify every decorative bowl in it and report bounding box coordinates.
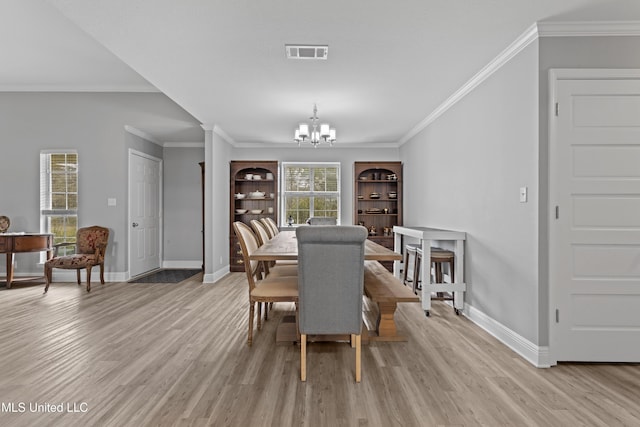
[235,209,248,214]
[249,209,263,214]
[369,192,381,199]
[235,193,246,199]
[249,191,265,198]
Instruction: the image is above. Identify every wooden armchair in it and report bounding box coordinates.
[44,225,110,292]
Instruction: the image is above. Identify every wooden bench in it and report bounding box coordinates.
[363,260,419,341]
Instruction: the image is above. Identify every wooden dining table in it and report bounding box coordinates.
[251,229,403,262]
[250,229,405,343]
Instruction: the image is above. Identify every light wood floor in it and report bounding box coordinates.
[1,274,639,427]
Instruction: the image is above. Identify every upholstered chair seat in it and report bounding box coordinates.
[44,225,110,293]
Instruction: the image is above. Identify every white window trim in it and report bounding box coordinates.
[280,161,341,226]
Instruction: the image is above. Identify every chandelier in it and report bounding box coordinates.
[294,104,336,147]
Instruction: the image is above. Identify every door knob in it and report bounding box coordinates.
[132,222,139,228]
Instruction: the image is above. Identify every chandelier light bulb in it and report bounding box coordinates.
[293,104,336,147]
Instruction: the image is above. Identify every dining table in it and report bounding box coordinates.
[250,229,403,263]
[250,229,404,343]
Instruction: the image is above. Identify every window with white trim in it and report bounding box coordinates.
[281,162,340,225]
[40,151,78,255]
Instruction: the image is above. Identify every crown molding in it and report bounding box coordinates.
[163,142,205,148]
[537,20,640,37]
[213,125,237,146]
[397,23,539,146]
[0,84,159,92]
[397,20,640,147]
[231,141,400,149]
[124,125,162,146]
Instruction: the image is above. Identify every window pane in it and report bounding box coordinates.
[52,194,67,209]
[282,163,340,225]
[68,194,77,209]
[41,151,78,255]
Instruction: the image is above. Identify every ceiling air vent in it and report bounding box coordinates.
[285,44,328,60]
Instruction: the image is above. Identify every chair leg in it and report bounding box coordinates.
[86,267,92,292]
[301,334,307,382]
[44,265,51,293]
[100,262,105,284]
[257,302,262,330]
[355,334,361,383]
[248,302,255,347]
[450,259,455,283]
[76,269,81,285]
[413,253,421,294]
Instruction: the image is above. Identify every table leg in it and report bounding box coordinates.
[6,253,13,289]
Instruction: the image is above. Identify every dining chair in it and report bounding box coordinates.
[233,221,298,347]
[44,225,110,293]
[296,225,368,382]
[249,219,297,278]
[260,217,297,267]
[261,217,280,238]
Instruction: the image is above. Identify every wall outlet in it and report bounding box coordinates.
[519,187,528,203]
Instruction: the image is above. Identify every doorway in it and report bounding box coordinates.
[549,69,640,362]
[128,149,162,278]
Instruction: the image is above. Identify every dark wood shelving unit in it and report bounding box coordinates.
[229,160,278,272]
[354,161,403,271]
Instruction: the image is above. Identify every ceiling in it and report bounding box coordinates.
[3,0,640,146]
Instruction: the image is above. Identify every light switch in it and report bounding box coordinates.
[107,198,117,207]
[519,187,528,203]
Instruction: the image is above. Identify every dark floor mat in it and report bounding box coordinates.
[129,269,201,283]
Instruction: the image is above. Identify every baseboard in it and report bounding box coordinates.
[203,265,230,284]
[162,260,202,269]
[27,270,128,283]
[464,304,551,368]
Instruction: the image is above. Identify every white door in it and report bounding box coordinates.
[550,73,640,362]
[129,150,162,277]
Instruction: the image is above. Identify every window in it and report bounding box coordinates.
[40,151,78,255]
[281,162,340,225]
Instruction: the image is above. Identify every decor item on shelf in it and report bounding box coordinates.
[0,215,9,233]
[249,191,266,198]
[249,209,263,214]
[388,191,397,199]
[293,104,336,147]
[386,173,397,181]
[235,193,246,199]
[253,175,262,180]
[244,173,253,180]
[236,209,248,214]
[369,192,380,199]
[266,172,274,180]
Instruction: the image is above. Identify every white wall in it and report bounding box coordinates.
[400,42,540,344]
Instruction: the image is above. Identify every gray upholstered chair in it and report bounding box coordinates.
[234,222,298,346]
[296,225,368,382]
[307,217,337,225]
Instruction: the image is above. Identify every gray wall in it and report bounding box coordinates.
[537,35,640,345]
[230,146,400,226]
[399,41,540,344]
[0,92,203,278]
[163,146,205,265]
